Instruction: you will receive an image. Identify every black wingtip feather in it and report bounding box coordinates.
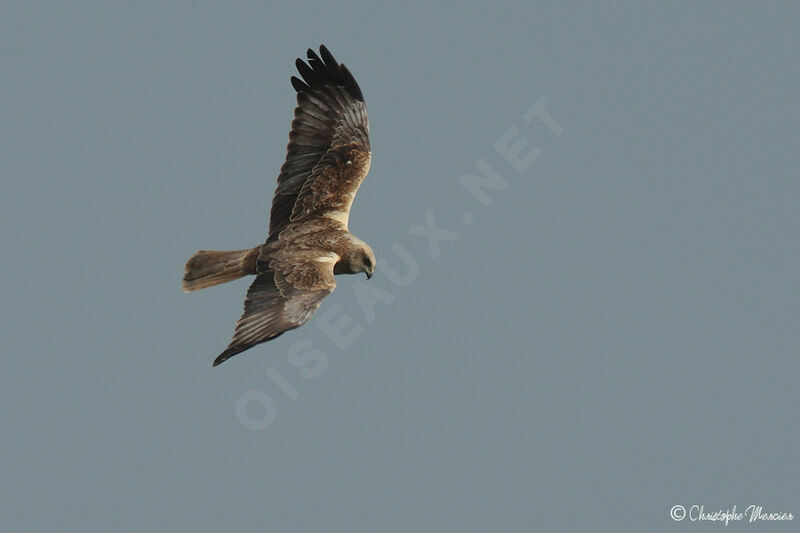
[319,45,338,71]
[305,48,326,71]
[295,58,321,88]
[339,64,363,101]
[290,76,308,93]
[213,346,241,367]
[212,350,231,367]
[290,45,364,102]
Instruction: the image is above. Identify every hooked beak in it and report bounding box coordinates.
[366,271,373,280]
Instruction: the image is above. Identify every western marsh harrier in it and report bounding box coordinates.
[183,45,375,367]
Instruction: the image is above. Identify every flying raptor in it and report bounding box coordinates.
[183,45,375,367]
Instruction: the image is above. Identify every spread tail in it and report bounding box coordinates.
[182,247,260,292]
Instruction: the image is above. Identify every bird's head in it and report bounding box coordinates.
[339,235,376,279]
[359,243,376,279]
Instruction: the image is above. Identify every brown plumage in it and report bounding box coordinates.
[182,45,376,367]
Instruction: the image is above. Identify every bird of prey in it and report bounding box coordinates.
[183,45,375,367]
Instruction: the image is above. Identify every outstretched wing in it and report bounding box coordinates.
[213,250,337,366]
[269,45,370,236]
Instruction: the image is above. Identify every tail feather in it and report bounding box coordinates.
[182,247,260,292]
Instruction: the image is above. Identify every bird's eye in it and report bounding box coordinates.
[364,257,372,267]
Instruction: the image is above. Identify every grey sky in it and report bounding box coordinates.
[2,1,799,531]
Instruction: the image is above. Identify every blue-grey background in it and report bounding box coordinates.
[2,2,798,531]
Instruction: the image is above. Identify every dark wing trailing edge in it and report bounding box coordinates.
[269,45,371,236]
[212,256,335,366]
